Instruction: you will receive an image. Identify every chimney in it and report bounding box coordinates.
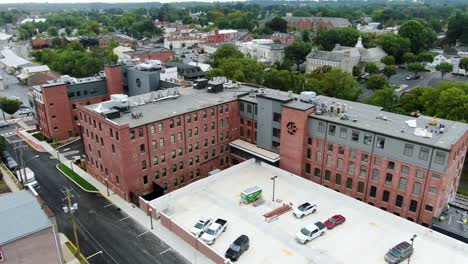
[104,65,124,96]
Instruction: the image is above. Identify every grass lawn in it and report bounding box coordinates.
[58,163,98,192]
[65,241,88,264]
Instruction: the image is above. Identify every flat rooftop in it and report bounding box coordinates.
[150,160,468,264]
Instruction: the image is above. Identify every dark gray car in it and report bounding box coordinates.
[384,241,413,264]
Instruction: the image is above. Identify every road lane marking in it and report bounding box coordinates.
[137,231,150,238]
[159,248,171,255]
[104,204,113,208]
[119,216,130,221]
[75,220,120,264]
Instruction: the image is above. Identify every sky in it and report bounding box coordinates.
[1,0,245,3]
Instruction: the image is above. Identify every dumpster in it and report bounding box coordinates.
[241,186,262,204]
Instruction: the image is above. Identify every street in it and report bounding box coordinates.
[5,135,188,264]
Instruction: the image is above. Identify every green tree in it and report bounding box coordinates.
[352,66,361,77]
[208,57,264,84]
[399,87,424,115]
[263,69,304,93]
[435,62,453,79]
[363,87,400,112]
[265,17,288,33]
[302,29,311,42]
[399,19,437,54]
[458,57,468,76]
[416,52,434,63]
[285,40,311,71]
[446,12,468,45]
[402,52,415,64]
[209,44,244,68]
[0,97,22,119]
[377,33,410,63]
[407,62,425,77]
[381,55,395,66]
[366,75,388,90]
[315,27,362,51]
[319,69,362,101]
[47,26,58,37]
[0,136,6,151]
[65,27,72,36]
[365,62,379,74]
[383,65,397,79]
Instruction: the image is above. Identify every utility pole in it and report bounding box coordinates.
[62,187,80,256]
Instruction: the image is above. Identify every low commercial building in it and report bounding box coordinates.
[0,191,63,264]
[149,159,468,264]
[260,13,351,31]
[122,47,175,64]
[77,82,467,228]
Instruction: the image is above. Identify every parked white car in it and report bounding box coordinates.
[295,222,326,244]
[200,218,227,245]
[190,217,213,237]
[293,202,317,218]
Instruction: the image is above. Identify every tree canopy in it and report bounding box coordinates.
[0,97,22,116]
[366,75,389,90]
[315,27,367,51]
[265,17,288,33]
[284,40,311,71]
[446,12,468,46]
[398,19,437,54]
[208,44,244,68]
[435,62,453,79]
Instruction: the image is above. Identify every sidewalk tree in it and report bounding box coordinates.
[416,52,434,63]
[365,62,379,74]
[381,55,395,66]
[285,40,311,71]
[402,52,415,64]
[407,62,425,77]
[366,75,388,90]
[383,65,397,79]
[0,97,22,119]
[435,62,453,79]
[459,57,468,76]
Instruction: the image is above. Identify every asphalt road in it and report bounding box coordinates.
[58,139,85,161]
[6,135,188,264]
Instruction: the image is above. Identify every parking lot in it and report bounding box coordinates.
[151,159,468,264]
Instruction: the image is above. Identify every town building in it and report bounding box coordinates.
[98,33,136,48]
[0,191,63,264]
[237,39,287,64]
[32,65,123,140]
[260,13,351,31]
[206,29,239,44]
[77,83,467,227]
[271,32,298,45]
[306,37,387,73]
[165,62,205,80]
[120,46,175,64]
[356,22,398,34]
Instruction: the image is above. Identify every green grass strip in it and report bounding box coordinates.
[58,163,98,192]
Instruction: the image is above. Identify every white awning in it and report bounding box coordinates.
[229,139,280,163]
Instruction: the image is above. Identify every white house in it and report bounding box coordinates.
[430,54,451,67]
[237,39,286,64]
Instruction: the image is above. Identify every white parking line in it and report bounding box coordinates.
[136,231,150,238]
[119,216,130,221]
[104,204,113,208]
[159,248,171,255]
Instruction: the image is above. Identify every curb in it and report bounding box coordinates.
[56,164,99,194]
[100,192,114,204]
[65,240,89,264]
[56,137,81,149]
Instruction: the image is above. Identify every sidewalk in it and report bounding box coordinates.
[16,129,48,152]
[59,233,81,264]
[53,145,212,264]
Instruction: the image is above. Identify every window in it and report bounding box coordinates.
[195,156,199,163]
[240,118,244,125]
[372,169,380,181]
[324,170,331,181]
[219,105,224,114]
[326,155,333,166]
[195,142,199,150]
[204,124,208,132]
[143,175,148,184]
[171,150,176,159]
[409,200,418,212]
[361,154,368,163]
[387,161,395,170]
[239,102,245,112]
[154,171,160,180]
[180,175,185,184]
[188,144,193,153]
[177,132,182,141]
[425,205,433,212]
[170,119,174,128]
[152,140,157,150]
[153,156,158,166]
[318,122,326,134]
[194,113,198,121]
[416,169,424,179]
[395,195,403,207]
[419,147,429,161]
[335,174,342,185]
[376,136,385,149]
[403,144,414,157]
[350,151,356,159]
[413,182,421,196]
[432,173,440,180]
[187,114,191,123]
[178,148,183,156]
[162,168,167,177]
[176,117,181,126]
[194,127,198,136]
[435,151,446,165]
[328,125,336,136]
[170,135,175,143]
[112,144,115,153]
[162,183,167,191]
[273,112,281,122]
[429,187,437,194]
[220,119,224,127]
[188,129,192,137]
[382,190,390,202]
[401,165,409,175]
[159,138,165,147]
[179,161,184,169]
[374,157,381,166]
[130,130,135,140]
[363,134,372,145]
[359,166,367,177]
[158,123,163,132]
[189,172,194,179]
[211,122,215,130]
[370,186,377,198]
[225,104,229,112]
[316,152,322,162]
[141,160,147,170]
[357,182,364,193]
[204,139,208,147]
[328,144,334,152]
[305,163,311,174]
[385,173,393,186]
[273,128,281,138]
[306,148,311,159]
[247,104,252,114]
[140,144,145,153]
[351,130,359,142]
[161,154,166,163]
[204,152,208,160]
[398,178,407,191]
[337,158,343,170]
[339,127,347,139]
[138,128,143,137]
[346,178,353,189]
[172,164,177,173]
[314,168,321,178]
[173,178,178,187]
[338,146,345,155]
[348,161,355,174]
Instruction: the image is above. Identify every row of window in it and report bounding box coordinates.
[149,131,230,152]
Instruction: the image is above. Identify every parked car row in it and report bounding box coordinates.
[191,217,249,262]
[1,150,17,170]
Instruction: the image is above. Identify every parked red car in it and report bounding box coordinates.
[324,214,346,229]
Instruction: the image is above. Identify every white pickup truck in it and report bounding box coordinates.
[295,221,327,244]
[190,217,213,237]
[200,218,228,245]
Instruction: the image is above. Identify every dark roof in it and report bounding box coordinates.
[28,71,60,86]
[166,62,204,78]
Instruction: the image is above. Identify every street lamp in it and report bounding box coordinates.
[407,234,417,264]
[271,176,278,202]
[149,208,154,230]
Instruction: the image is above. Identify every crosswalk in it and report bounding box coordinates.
[0,132,15,137]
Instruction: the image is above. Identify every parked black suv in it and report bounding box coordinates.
[225,234,249,262]
[384,241,414,264]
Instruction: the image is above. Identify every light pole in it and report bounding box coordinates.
[62,188,80,256]
[271,176,278,202]
[149,208,153,230]
[407,234,417,264]
[56,149,60,163]
[105,177,110,196]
